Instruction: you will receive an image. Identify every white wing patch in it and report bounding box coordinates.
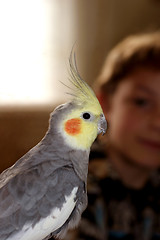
[7,187,78,240]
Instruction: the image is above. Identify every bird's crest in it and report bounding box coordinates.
[66,51,101,110]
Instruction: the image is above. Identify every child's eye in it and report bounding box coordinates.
[133,97,150,107]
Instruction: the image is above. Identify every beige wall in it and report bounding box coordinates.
[75,0,160,85]
[0,107,53,173]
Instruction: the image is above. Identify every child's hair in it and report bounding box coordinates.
[95,32,160,94]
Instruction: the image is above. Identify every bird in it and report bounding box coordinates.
[0,52,107,240]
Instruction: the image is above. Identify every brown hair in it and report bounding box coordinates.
[95,32,160,94]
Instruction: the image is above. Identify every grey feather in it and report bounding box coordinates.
[0,102,89,240]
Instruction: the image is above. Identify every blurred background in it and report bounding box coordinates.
[1,0,160,172]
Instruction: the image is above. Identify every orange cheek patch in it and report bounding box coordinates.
[65,118,82,135]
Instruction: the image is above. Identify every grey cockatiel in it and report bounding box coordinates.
[0,53,107,240]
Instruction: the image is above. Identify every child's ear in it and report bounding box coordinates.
[97,91,111,114]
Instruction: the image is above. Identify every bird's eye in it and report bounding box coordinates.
[82,112,91,120]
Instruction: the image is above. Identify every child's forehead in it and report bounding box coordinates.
[120,67,160,94]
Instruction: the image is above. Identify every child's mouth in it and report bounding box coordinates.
[138,138,160,150]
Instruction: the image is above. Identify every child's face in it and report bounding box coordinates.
[104,67,160,169]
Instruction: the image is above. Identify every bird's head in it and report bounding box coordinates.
[57,52,107,151]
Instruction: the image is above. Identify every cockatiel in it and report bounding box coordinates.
[0,52,107,240]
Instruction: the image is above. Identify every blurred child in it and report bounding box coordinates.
[67,32,160,240]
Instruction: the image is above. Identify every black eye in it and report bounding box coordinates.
[82,112,91,120]
[133,98,150,107]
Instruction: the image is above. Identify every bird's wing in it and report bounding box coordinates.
[0,163,80,240]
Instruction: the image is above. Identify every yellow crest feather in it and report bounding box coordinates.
[68,51,101,110]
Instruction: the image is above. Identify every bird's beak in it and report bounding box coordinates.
[98,114,107,135]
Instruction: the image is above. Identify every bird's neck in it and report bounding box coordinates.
[69,149,90,182]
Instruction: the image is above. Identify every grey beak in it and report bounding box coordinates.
[98,114,107,135]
